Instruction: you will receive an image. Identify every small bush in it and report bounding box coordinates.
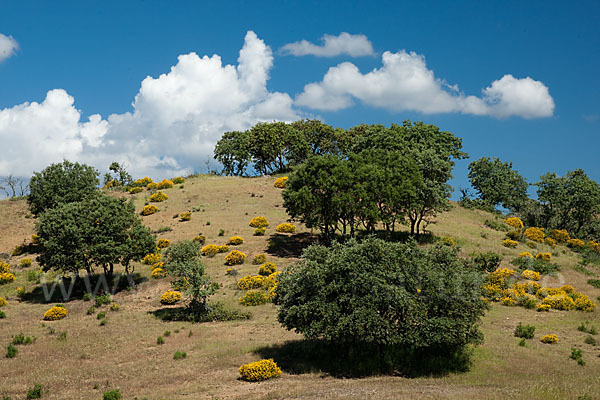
[218,228,224,236]
[521,269,540,281]
[0,261,11,273]
[86,306,95,315]
[97,311,106,320]
[239,290,269,306]
[179,212,192,221]
[518,338,526,347]
[0,297,7,307]
[172,176,185,184]
[102,388,122,400]
[524,227,545,243]
[173,351,187,360]
[503,239,518,248]
[253,254,267,265]
[19,258,33,268]
[254,227,266,236]
[471,252,502,273]
[192,235,206,244]
[510,257,561,275]
[249,216,269,228]
[273,177,288,189]
[43,306,67,321]
[110,304,120,312]
[239,359,282,381]
[26,384,43,399]
[0,310,6,319]
[157,179,174,190]
[5,344,17,358]
[545,237,557,247]
[129,186,143,194]
[95,294,112,307]
[237,275,266,290]
[0,272,16,284]
[141,204,158,216]
[570,348,583,360]
[540,334,558,344]
[514,323,536,339]
[441,236,456,246]
[201,245,219,257]
[504,217,524,229]
[149,191,168,202]
[12,333,33,345]
[157,336,165,345]
[217,245,229,253]
[258,262,277,276]
[229,236,244,245]
[152,267,168,279]
[584,335,597,346]
[536,252,552,262]
[485,219,510,232]
[157,238,170,249]
[549,229,570,242]
[587,279,600,289]
[568,238,586,249]
[99,318,108,326]
[160,290,182,305]
[276,223,296,233]
[506,230,521,241]
[519,251,533,258]
[225,250,246,266]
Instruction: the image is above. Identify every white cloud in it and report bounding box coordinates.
[0,31,299,178]
[0,33,19,62]
[295,50,554,118]
[280,32,375,57]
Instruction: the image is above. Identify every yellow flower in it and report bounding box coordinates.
[43,306,67,321]
[524,227,545,243]
[504,217,523,230]
[273,177,288,189]
[160,290,182,305]
[276,223,296,233]
[540,334,558,344]
[239,359,282,381]
[225,250,246,266]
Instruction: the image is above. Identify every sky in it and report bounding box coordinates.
[0,0,599,199]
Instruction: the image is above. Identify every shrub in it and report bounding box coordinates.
[485,219,510,232]
[504,217,524,230]
[510,256,561,275]
[86,306,95,315]
[172,177,185,184]
[193,235,206,244]
[12,333,33,345]
[0,273,16,284]
[545,237,557,247]
[237,275,266,290]
[110,304,120,312]
[217,245,229,253]
[524,227,545,243]
[254,227,266,236]
[225,250,246,266]
[149,191,168,202]
[518,294,538,309]
[152,267,168,279]
[0,261,10,273]
[143,253,162,265]
[542,294,575,311]
[157,336,164,345]
[94,293,111,306]
[249,216,269,228]
[536,252,552,262]
[273,177,288,189]
[173,351,187,360]
[276,223,296,233]
[179,212,192,221]
[129,186,143,194]
[588,279,600,289]
[573,295,597,312]
[549,229,570,242]
[26,384,44,399]
[540,334,558,344]
[503,239,518,248]
[0,310,6,318]
[519,251,533,258]
[96,311,106,320]
[147,182,158,190]
[157,179,174,189]
[5,343,17,358]
[0,297,6,307]
[157,239,170,249]
[258,262,277,276]
[568,238,586,249]
[514,323,536,339]
[102,388,122,400]
[160,290,182,305]
[201,244,219,257]
[505,230,521,241]
[43,306,67,321]
[521,269,540,281]
[587,240,600,253]
[141,204,158,216]
[253,254,267,265]
[229,236,244,245]
[239,359,282,382]
[570,348,583,361]
[471,252,502,273]
[19,258,33,268]
[584,335,597,346]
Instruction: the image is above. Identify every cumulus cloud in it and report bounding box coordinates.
[280,32,375,57]
[0,33,19,62]
[0,31,298,178]
[295,50,554,118]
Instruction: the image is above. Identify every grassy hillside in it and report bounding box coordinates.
[1,175,599,399]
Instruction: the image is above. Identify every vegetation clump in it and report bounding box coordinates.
[160,290,182,305]
[225,250,246,265]
[276,223,296,233]
[141,204,158,216]
[201,244,219,257]
[43,305,67,321]
[149,191,168,202]
[258,262,277,276]
[505,217,524,230]
[249,216,269,228]
[239,359,282,382]
[228,236,244,245]
[514,323,536,339]
[273,177,288,188]
[540,334,558,344]
[239,290,269,306]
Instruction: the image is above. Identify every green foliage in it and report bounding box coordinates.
[514,323,535,339]
[157,336,164,345]
[0,310,6,319]
[518,338,526,347]
[12,333,33,345]
[470,252,502,273]
[467,157,528,212]
[97,311,106,320]
[587,279,600,289]
[95,294,112,307]
[173,351,187,360]
[105,162,132,187]
[26,384,43,399]
[277,237,486,356]
[484,219,510,232]
[213,130,251,176]
[510,257,560,275]
[571,348,583,360]
[102,388,122,400]
[28,160,99,216]
[584,335,597,346]
[5,344,17,358]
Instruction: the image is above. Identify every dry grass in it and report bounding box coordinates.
[0,175,599,399]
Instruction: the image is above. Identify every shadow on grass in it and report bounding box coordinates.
[255,340,473,378]
[266,232,320,258]
[151,301,252,323]
[20,272,147,304]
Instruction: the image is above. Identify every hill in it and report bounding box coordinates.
[1,174,599,399]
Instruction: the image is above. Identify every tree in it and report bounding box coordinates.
[103,162,133,187]
[28,160,99,216]
[213,130,251,176]
[467,157,528,212]
[164,241,218,315]
[289,119,339,163]
[0,174,29,198]
[248,122,300,174]
[276,237,486,370]
[36,193,155,279]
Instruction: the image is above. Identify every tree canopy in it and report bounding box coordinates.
[468,157,528,212]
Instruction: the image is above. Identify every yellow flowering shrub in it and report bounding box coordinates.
[549,229,570,242]
[136,177,153,186]
[237,275,266,290]
[239,359,282,381]
[0,262,10,273]
[536,303,551,312]
[16,287,25,298]
[521,269,540,281]
[258,262,277,276]
[442,236,456,246]
[253,254,267,265]
[276,223,296,233]
[152,268,168,279]
[526,280,541,294]
[254,227,266,236]
[160,290,182,305]
[524,227,545,243]
[541,294,575,310]
[217,245,230,253]
[573,294,597,312]
[172,177,185,184]
[143,253,162,265]
[503,238,518,248]
[229,236,244,245]
[201,244,219,257]
[193,235,206,244]
[129,187,143,194]
[179,212,192,221]
[544,237,557,247]
[482,284,503,301]
[560,285,575,294]
[19,258,32,268]
[157,239,170,249]
[264,271,281,289]
[0,273,16,284]
[273,177,288,189]
[519,252,533,258]
[141,204,158,216]
[501,297,517,306]
[487,268,516,286]
[239,290,269,306]
[147,182,158,190]
[31,234,40,245]
[536,252,552,262]
[157,179,174,189]
[587,240,600,253]
[504,217,524,229]
[567,238,585,249]
[149,191,168,202]
[43,306,67,321]
[249,216,269,228]
[0,297,6,307]
[540,334,558,344]
[225,250,246,265]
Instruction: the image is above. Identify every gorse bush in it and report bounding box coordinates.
[568,238,585,249]
[217,245,229,253]
[536,252,552,262]
[179,212,192,221]
[549,229,570,242]
[470,252,502,273]
[157,179,174,189]
[0,272,15,284]
[276,223,296,233]
[540,334,558,344]
[273,177,288,189]
[143,252,161,265]
[519,251,533,258]
[19,258,32,268]
[253,254,267,265]
[141,204,158,216]
[237,275,266,290]
[503,239,518,248]
[258,262,277,276]
[157,239,170,248]
[239,359,282,382]
[505,217,524,230]
[249,216,269,228]
[193,235,206,244]
[254,227,266,236]
[225,250,246,266]
[201,244,219,257]
[160,290,182,305]
[524,227,545,243]
[239,290,269,306]
[152,267,168,279]
[229,236,244,245]
[0,297,7,307]
[521,269,540,281]
[129,186,143,194]
[147,182,158,190]
[43,306,67,321]
[149,191,168,202]
[0,261,10,273]
[172,176,185,184]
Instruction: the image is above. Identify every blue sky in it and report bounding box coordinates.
[0,0,598,198]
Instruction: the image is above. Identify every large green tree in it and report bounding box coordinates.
[28,160,99,216]
[248,122,300,175]
[467,157,529,212]
[213,130,251,176]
